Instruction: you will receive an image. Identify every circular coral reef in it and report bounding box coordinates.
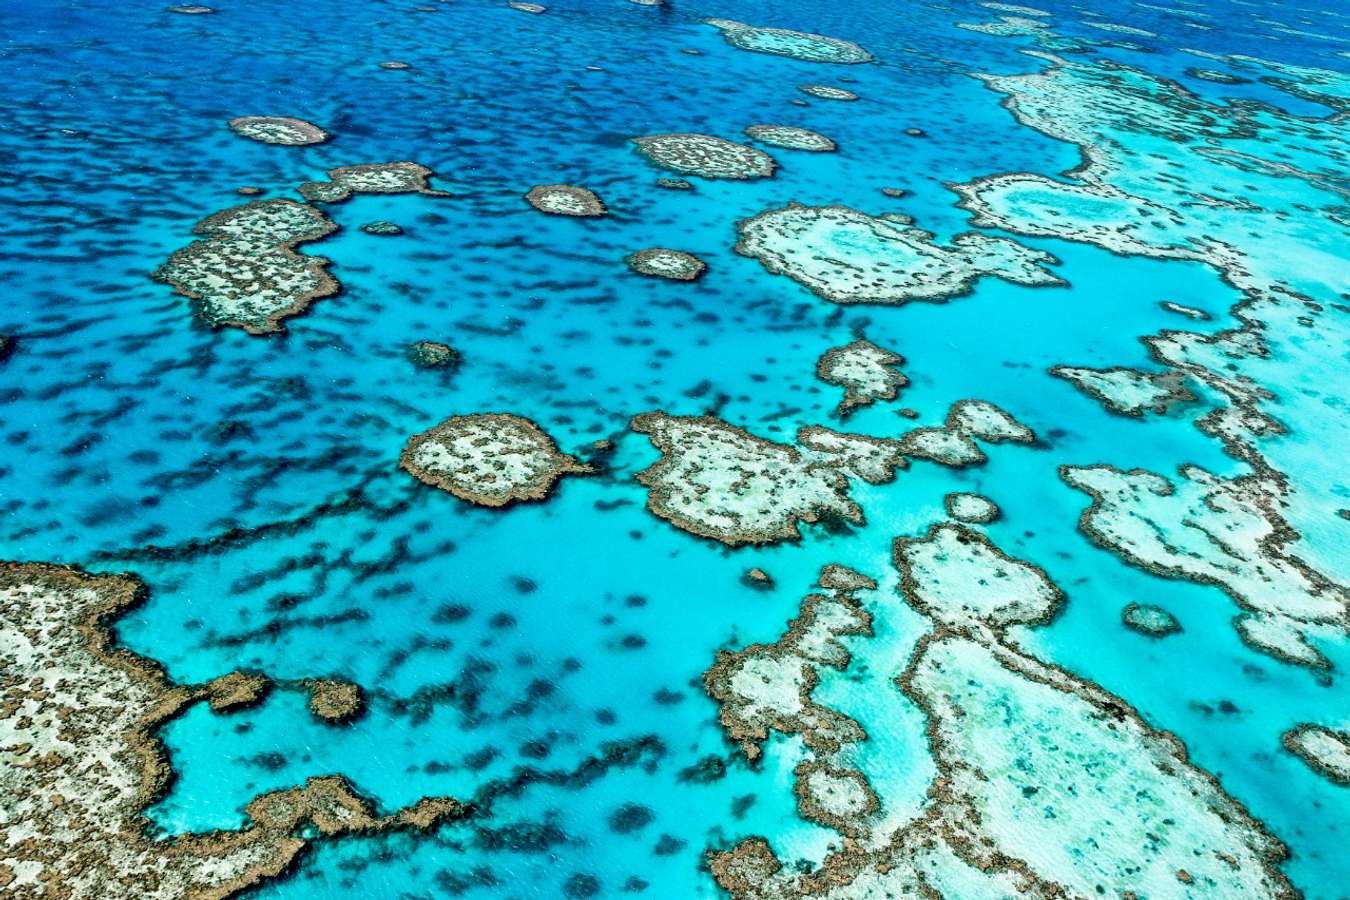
[407,340,459,369]
[626,248,707,281]
[745,125,836,152]
[632,133,776,180]
[1121,602,1182,637]
[400,413,591,507]
[799,83,859,100]
[705,18,872,64]
[524,184,607,217]
[227,116,329,146]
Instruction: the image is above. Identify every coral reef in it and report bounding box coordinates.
[814,338,907,418]
[154,199,338,335]
[631,413,905,545]
[798,84,858,101]
[1121,602,1182,637]
[899,399,1036,467]
[735,203,1062,305]
[401,413,591,508]
[703,565,877,761]
[524,184,607,217]
[0,562,463,899]
[227,116,328,146]
[626,248,706,281]
[1063,464,1346,667]
[744,125,836,152]
[1282,724,1350,786]
[1051,364,1197,417]
[707,527,1294,899]
[407,340,459,369]
[298,162,449,203]
[943,491,999,524]
[305,678,365,723]
[704,18,872,64]
[632,134,776,180]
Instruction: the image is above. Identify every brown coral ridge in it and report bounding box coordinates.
[707,526,1295,899]
[400,412,592,508]
[0,561,464,900]
[153,199,338,335]
[703,565,877,762]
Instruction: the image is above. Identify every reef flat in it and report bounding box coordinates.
[227,116,328,146]
[709,528,1295,899]
[401,413,591,508]
[5,0,1347,895]
[735,204,1063,305]
[814,338,908,418]
[632,133,777,180]
[0,562,461,898]
[154,199,338,334]
[704,18,872,64]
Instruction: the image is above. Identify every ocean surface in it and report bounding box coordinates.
[1,0,1347,897]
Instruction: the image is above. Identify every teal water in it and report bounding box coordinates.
[1,0,1347,896]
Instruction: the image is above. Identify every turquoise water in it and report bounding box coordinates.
[1,0,1347,897]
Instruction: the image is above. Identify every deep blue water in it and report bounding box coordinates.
[1,0,1347,897]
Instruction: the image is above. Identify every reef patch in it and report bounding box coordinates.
[735,203,1063,305]
[704,18,872,64]
[798,84,858,101]
[744,125,836,152]
[814,338,907,418]
[1121,602,1182,637]
[0,562,463,899]
[1063,463,1347,667]
[306,678,365,723]
[1282,724,1350,786]
[703,565,876,761]
[632,134,776,180]
[401,413,592,508]
[626,248,706,281]
[227,116,328,146]
[298,162,450,203]
[707,525,1295,899]
[632,413,905,545]
[899,399,1036,467]
[154,199,337,335]
[525,184,607,217]
[944,491,999,524]
[631,413,858,546]
[1051,364,1197,417]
